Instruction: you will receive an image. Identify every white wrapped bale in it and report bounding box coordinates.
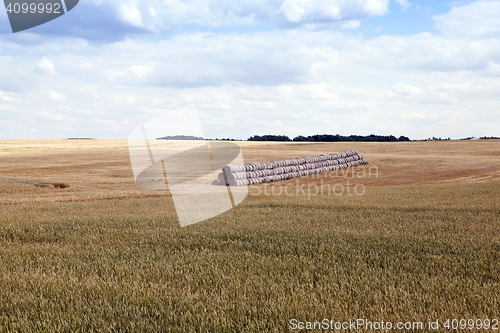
[217,172,225,183]
[229,179,247,186]
[215,150,367,186]
[223,165,245,174]
[225,172,244,181]
[265,175,276,182]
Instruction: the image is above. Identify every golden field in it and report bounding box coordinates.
[0,139,499,332]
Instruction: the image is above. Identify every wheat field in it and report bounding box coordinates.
[0,140,499,332]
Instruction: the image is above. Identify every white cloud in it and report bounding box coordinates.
[340,32,500,73]
[96,31,319,88]
[120,3,144,27]
[0,56,39,92]
[363,0,390,16]
[279,0,389,25]
[339,20,361,30]
[0,91,21,103]
[35,57,56,76]
[1,1,500,140]
[433,0,500,38]
[390,83,423,95]
[280,0,342,23]
[47,90,66,102]
[36,110,65,121]
[0,0,391,43]
[395,0,412,12]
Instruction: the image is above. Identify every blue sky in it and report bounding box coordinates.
[0,0,499,140]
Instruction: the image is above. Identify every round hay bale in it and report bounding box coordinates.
[217,172,225,183]
[223,165,241,174]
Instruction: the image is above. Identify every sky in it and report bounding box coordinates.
[0,0,499,140]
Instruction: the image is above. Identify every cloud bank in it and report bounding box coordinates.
[0,0,499,140]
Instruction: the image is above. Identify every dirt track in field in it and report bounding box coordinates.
[0,140,499,205]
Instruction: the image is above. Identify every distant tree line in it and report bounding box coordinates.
[248,134,410,142]
[426,137,451,141]
[248,135,292,142]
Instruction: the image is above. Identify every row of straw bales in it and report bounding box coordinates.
[212,150,367,186]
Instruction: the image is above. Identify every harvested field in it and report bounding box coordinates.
[1,139,499,204]
[0,139,499,332]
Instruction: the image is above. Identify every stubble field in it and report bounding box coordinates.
[0,139,499,332]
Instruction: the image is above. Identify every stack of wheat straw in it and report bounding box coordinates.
[212,149,367,186]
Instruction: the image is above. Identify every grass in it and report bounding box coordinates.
[0,180,499,332]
